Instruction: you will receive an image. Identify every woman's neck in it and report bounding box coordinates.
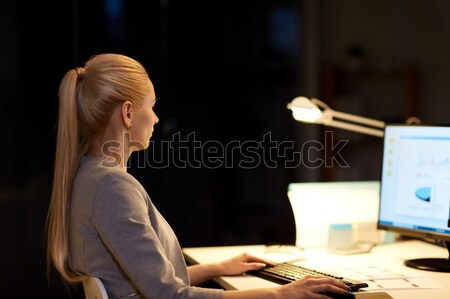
[87,137,130,170]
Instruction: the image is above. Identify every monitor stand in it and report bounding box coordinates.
[404,241,450,272]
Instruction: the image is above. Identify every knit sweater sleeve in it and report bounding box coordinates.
[91,171,223,299]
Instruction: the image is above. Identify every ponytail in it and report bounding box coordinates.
[46,53,152,284]
[46,69,87,283]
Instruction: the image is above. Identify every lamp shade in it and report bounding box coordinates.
[287,97,322,123]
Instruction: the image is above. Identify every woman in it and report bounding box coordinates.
[46,53,350,299]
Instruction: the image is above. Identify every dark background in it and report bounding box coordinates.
[1,0,449,298]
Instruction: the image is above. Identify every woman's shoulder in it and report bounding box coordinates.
[91,169,150,213]
[98,166,138,185]
[78,156,147,199]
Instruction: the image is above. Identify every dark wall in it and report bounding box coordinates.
[1,0,301,297]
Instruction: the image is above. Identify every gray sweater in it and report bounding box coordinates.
[69,156,223,299]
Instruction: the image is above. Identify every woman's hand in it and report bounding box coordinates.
[276,275,351,299]
[222,275,351,299]
[188,253,275,286]
[191,253,351,299]
[218,252,276,276]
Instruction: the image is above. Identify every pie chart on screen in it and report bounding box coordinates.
[415,187,431,202]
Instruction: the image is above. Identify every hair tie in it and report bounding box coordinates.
[75,67,85,80]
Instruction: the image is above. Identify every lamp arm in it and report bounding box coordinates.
[330,110,385,129]
[325,119,385,137]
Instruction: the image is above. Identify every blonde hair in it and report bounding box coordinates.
[46,53,152,283]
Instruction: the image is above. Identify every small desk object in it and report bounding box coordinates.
[183,240,450,299]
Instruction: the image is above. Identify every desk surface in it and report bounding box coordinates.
[183,240,450,299]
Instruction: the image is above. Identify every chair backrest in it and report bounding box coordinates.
[83,277,109,299]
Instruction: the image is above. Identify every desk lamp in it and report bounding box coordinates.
[286,96,385,137]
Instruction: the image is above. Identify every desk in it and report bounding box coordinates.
[183,240,450,299]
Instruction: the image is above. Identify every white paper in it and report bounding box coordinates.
[364,277,444,290]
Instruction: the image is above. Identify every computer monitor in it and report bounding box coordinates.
[378,124,450,272]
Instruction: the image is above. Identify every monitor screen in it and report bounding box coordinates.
[378,124,450,272]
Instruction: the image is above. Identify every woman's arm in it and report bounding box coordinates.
[190,269,352,299]
[187,263,222,286]
[188,253,351,299]
[223,276,351,299]
[188,253,273,286]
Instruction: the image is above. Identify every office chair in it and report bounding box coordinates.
[83,277,109,299]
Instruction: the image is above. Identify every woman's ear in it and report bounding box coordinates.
[121,101,134,129]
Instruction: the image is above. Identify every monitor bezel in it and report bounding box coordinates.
[377,123,450,242]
